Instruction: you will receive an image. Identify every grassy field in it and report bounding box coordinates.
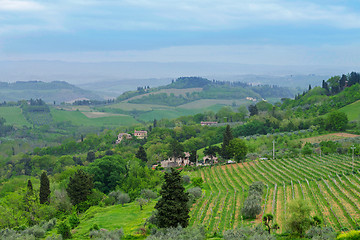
[0,106,31,127]
[72,201,156,239]
[189,155,360,234]
[51,108,139,127]
[339,100,360,121]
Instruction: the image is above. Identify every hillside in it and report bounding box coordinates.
[0,81,103,103]
[115,77,295,107]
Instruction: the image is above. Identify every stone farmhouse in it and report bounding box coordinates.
[134,130,147,139]
[200,121,218,126]
[116,133,132,144]
[161,152,191,168]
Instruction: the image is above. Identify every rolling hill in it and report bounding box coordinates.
[0,81,103,103]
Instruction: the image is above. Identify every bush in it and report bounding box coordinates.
[104,196,116,206]
[192,177,203,188]
[223,225,275,240]
[305,226,336,240]
[187,187,202,199]
[89,228,124,240]
[146,226,206,240]
[109,191,130,206]
[57,221,71,239]
[141,189,157,201]
[242,181,264,219]
[69,213,80,229]
[182,175,190,184]
[337,230,360,240]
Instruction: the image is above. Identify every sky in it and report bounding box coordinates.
[0,0,360,68]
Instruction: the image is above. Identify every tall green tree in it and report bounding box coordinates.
[169,139,185,159]
[39,172,51,204]
[155,168,190,228]
[66,169,94,206]
[136,146,148,163]
[227,138,248,162]
[221,125,233,159]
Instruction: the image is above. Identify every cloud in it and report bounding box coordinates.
[0,0,44,11]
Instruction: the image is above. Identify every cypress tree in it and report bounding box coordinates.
[40,171,51,204]
[27,179,33,195]
[221,125,233,159]
[155,168,190,228]
[135,146,148,163]
[66,169,93,206]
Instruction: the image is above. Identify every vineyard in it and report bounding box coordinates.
[189,155,360,234]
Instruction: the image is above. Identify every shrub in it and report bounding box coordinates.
[141,189,157,201]
[109,191,130,206]
[182,175,190,184]
[192,177,203,188]
[223,225,274,240]
[69,213,80,229]
[89,228,124,240]
[305,226,336,240]
[57,221,71,239]
[146,226,205,240]
[187,187,202,199]
[337,230,360,240]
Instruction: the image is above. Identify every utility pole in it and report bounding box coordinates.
[351,145,356,173]
[273,140,275,160]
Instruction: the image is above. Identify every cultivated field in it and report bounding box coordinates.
[178,99,251,109]
[190,155,360,233]
[124,88,203,102]
[299,133,360,145]
[0,106,31,127]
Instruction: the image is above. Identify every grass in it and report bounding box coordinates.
[0,106,31,127]
[51,108,139,127]
[339,100,360,121]
[73,201,156,239]
[125,88,203,102]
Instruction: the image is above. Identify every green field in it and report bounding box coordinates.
[72,201,156,239]
[0,106,31,127]
[189,155,360,234]
[339,100,360,121]
[51,108,139,127]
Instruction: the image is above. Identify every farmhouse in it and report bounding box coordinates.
[134,130,147,139]
[116,133,132,144]
[196,155,218,166]
[200,121,218,126]
[161,152,191,168]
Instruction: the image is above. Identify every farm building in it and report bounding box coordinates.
[134,130,147,139]
[161,152,191,168]
[116,133,132,144]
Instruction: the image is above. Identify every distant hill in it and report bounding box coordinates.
[0,81,103,103]
[117,76,295,107]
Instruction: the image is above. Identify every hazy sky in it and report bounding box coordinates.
[1,0,360,67]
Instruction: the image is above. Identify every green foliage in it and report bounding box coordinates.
[141,189,157,201]
[192,177,204,188]
[57,221,71,239]
[69,212,80,229]
[39,171,51,204]
[286,198,313,237]
[326,111,348,131]
[337,230,360,240]
[227,138,248,162]
[263,213,279,234]
[66,169,94,206]
[147,226,206,240]
[136,146,148,163]
[137,197,148,210]
[305,226,336,240]
[109,191,130,206]
[87,155,127,194]
[242,181,264,219]
[221,125,234,159]
[302,142,313,155]
[155,168,190,228]
[89,228,124,240]
[223,225,275,240]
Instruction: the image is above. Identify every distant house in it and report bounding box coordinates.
[246,97,257,102]
[200,121,218,126]
[161,152,191,168]
[116,133,132,144]
[134,130,147,139]
[197,155,218,166]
